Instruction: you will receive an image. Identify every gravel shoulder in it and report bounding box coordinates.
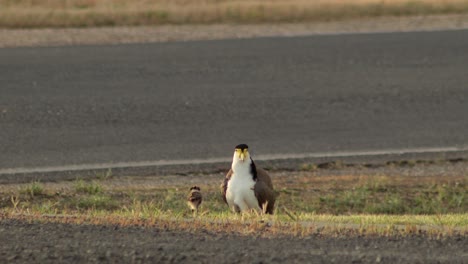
[2,14,468,48]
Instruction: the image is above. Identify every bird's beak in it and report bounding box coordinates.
[239,152,245,161]
[235,148,247,162]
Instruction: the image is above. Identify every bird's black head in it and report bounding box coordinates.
[190,186,201,191]
[235,144,249,151]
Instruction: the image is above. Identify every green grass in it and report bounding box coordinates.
[74,179,103,195]
[73,195,118,210]
[20,181,44,197]
[1,0,468,28]
[1,172,466,237]
[95,168,113,181]
[3,208,465,238]
[5,175,466,216]
[280,175,466,215]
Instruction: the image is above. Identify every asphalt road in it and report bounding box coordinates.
[1,29,468,173]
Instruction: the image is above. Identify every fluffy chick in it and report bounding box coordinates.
[187,186,202,215]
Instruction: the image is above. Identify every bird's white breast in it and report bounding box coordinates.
[226,162,259,212]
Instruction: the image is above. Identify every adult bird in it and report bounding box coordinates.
[221,144,276,214]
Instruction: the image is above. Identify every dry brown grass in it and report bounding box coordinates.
[1,0,468,28]
[2,211,466,238]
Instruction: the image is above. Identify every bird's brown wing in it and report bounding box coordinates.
[254,181,276,214]
[220,169,233,204]
[254,168,277,214]
[188,191,202,203]
[256,168,274,189]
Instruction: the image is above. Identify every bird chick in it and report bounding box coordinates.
[187,186,202,216]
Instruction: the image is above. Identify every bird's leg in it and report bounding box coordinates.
[232,204,241,214]
[252,207,261,217]
[262,201,269,215]
[234,200,248,212]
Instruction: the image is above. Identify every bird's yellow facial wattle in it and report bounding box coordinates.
[235,148,248,162]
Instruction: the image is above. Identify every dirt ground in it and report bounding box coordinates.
[0,219,466,264]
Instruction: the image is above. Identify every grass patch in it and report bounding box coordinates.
[1,0,468,28]
[3,174,466,215]
[74,179,103,195]
[0,171,466,237]
[277,174,467,215]
[20,181,44,197]
[95,168,113,181]
[73,195,119,210]
[2,211,466,238]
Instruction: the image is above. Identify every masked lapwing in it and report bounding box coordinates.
[221,144,276,214]
[187,186,202,215]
